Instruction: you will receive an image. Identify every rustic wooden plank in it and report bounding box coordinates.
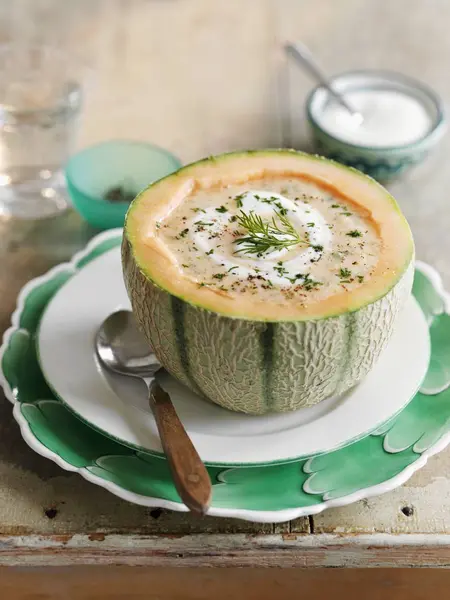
[1,567,450,600]
[274,521,297,533]
[1,567,450,599]
[1,534,450,567]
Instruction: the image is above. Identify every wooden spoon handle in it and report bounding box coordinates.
[148,380,212,515]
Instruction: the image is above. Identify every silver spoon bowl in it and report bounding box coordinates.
[285,42,364,126]
[96,310,160,379]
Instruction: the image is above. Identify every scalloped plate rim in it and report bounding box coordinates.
[1,229,450,523]
[7,394,450,523]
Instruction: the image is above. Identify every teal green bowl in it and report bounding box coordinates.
[65,140,182,229]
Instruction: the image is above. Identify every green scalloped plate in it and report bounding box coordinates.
[1,228,450,523]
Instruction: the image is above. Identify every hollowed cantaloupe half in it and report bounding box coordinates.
[122,150,414,414]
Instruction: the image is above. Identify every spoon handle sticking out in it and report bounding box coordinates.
[285,42,362,121]
[148,380,212,515]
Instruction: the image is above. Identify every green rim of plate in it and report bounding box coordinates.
[1,229,450,521]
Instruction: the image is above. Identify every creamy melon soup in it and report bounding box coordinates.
[157,176,380,307]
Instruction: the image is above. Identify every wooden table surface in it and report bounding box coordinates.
[1,0,450,570]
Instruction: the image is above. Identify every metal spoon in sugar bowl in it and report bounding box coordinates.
[285,41,364,125]
[95,310,212,515]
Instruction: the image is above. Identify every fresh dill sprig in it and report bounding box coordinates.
[235,210,305,255]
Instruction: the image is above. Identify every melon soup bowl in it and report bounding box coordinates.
[122,150,414,415]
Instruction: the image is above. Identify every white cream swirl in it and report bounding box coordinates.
[185,190,331,285]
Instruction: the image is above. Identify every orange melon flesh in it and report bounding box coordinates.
[125,150,413,321]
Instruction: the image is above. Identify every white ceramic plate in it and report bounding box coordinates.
[37,246,430,466]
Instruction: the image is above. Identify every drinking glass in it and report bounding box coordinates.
[0,0,101,219]
[0,43,83,218]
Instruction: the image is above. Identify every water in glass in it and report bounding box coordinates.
[0,46,83,218]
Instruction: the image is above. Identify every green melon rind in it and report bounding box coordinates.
[122,239,191,392]
[124,149,413,322]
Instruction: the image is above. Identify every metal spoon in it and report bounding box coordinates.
[95,310,212,515]
[285,42,364,125]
